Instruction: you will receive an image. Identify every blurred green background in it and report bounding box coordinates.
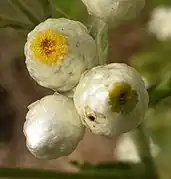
[0,0,171,179]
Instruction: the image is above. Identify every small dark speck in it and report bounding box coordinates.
[88,115,95,121]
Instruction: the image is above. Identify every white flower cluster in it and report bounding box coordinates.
[23,3,149,160]
[148,6,171,41]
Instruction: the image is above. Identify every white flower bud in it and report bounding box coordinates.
[25,18,97,92]
[74,63,149,137]
[23,93,85,159]
[148,6,171,41]
[81,0,145,26]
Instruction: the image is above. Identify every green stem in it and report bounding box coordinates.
[0,14,33,29]
[132,124,160,179]
[1,23,32,30]
[9,0,40,25]
[149,73,171,106]
[96,19,108,65]
[41,0,52,18]
[0,167,145,179]
[46,0,70,19]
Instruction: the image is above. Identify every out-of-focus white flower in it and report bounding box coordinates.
[23,93,85,159]
[116,133,140,163]
[148,6,171,41]
[81,0,145,26]
[25,18,97,92]
[74,63,149,137]
[116,133,160,163]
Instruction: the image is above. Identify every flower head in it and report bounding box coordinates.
[30,29,68,64]
[23,93,84,159]
[81,0,145,26]
[74,63,149,137]
[108,82,138,114]
[25,18,97,92]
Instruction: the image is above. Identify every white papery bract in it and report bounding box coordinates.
[81,0,145,26]
[74,63,149,137]
[23,93,84,159]
[25,18,97,92]
[148,6,171,41]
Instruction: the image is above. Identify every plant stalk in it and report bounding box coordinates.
[132,123,160,179]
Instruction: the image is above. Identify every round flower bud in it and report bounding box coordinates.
[81,0,145,26]
[25,18,97,92]
[23,93,85,159]
[74,63,149,137]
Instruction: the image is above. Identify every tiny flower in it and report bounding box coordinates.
[74,63,149,137]
[25,18,97,92]
[23,93,85,159]
[148,6,171,41]
[81,0,145,26]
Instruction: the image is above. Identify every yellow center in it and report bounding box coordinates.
[108,82,138,114]
[31,29,68,65]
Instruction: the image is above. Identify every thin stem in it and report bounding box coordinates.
[40,0,52,18]
[0,15,33,29]
[9,0,40,25]
[149,73,171,106]
[132,124,160,179]
[0,23,32,30]
[46,0,70,19]
[55,6,70,19]
[95,19,108,65]
[0,167,145,179]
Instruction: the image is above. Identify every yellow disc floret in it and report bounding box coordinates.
[31,29,68,65]
[108,82,138,114]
